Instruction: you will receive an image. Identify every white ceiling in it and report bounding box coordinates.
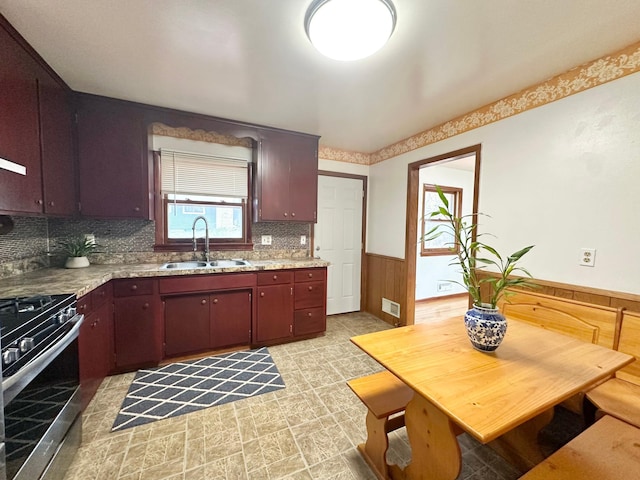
[2,0,640,153]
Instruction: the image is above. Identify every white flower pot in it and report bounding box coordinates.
[65,256,90,269]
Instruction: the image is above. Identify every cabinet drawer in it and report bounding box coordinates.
[77,293,92,315]
[92,282,112,307]
[257,271,293,286]
[159,273,256,294]
[294,308,325,336]
[294,268,324,283]
[113,278,155,297]
[294,281,324,309]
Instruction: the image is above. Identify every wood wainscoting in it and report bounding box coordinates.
[363,253,406,326]
[478,272,640,314]
[364,256,640,327]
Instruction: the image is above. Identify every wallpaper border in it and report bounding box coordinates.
[319,40,640,166]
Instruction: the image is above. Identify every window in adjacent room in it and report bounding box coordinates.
[155,147,253,250]
[421,184,462,256]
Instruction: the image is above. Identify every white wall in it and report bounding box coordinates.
[367,72,640,295]
[415,165,474,300]
[319,158,369,177]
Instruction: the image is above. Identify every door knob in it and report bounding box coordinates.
[315,246,320,251]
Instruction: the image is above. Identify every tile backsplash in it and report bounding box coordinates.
[0,216,312,277]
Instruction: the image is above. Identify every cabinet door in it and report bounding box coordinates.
[37,70,75,215]
[0,25,42,214]
[164,294,210,357]
[76,94,150,219]
[210,290,251,349]
[79,300,112,410]
[255,131,291,221]
[114,295,161,368]
[287,134,318,222]
[255,284,293,342]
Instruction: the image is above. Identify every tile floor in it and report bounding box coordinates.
[64,312,581,480]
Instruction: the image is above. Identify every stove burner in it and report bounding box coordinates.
[0,295,53,315]
[0,293,76,378]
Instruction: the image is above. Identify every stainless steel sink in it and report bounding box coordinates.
[159,259,251,270]
[210,259,250,267]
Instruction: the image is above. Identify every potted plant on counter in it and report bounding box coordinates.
[424,186,536,351]
[61,235,98,269]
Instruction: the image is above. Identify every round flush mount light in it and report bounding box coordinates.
[305,0,397,61]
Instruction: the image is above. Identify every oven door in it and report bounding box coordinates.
[2,315,83,480]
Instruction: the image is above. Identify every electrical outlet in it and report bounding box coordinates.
[261,235,272,246]
[84,234,95,245]
[300,235,306,245]
[579,248,596,267]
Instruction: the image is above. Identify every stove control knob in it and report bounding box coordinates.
[3,347,20,365]
[19,337,35,353]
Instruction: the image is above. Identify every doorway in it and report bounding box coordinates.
[314,172,366,315]
[404,145,481,325]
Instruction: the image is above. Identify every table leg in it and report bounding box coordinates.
[390,394,461,480]
[488,408,554,472]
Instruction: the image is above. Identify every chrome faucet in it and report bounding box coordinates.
[192,216,210,262]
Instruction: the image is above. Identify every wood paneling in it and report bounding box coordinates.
[363,253,406,326]
[479,271,640,314]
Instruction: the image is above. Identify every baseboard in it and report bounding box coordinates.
[416,293,468,303]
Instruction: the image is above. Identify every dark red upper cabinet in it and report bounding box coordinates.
[76,94,152,219]
[37,69,76,216]
[254,129,319,223]
[0,17,75,216]
[0,23,43,214]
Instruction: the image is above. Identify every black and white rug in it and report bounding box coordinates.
[112,347,285,431]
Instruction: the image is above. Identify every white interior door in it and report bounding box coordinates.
[315,175,363,315]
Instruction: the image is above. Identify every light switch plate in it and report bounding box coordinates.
[261,235,272,245]
[300,235,306,245]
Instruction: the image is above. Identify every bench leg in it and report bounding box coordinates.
[358,410,392,480]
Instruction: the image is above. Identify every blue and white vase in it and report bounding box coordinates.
[464,304,507,352]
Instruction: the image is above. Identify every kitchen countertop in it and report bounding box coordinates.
[0,258,330,298]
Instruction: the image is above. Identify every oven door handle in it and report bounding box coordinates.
[2,313,84,405]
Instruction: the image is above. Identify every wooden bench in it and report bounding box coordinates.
[497,289,620,349]
[347,371,414,480]
[586,310,640,428]
[498,289,621,413]
[519,415,640,479]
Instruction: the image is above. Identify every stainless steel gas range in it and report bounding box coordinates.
[0,294,84,480]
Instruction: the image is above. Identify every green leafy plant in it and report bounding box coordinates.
[424,186,536,308]
[60,236,99,257]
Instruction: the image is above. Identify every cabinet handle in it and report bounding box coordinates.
[134,206,140,212]
[291,212,295,217]
[283,212,288,217]
[130,285,138,291]
[308,312,312,317]
[260,292,265,297]
[273,275,278,280]
[35,199,43,205]
[201,299,207,305]
[308,273,313,278]
[213,298,218,304]
[48,201,55,206]
[308,286,313,291]
[142,303,149,309]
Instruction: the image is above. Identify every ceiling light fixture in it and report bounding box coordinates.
[305,0,397,61]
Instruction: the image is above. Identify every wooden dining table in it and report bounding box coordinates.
[351,317,634,480]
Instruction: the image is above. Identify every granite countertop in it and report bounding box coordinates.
[0,258,329,298]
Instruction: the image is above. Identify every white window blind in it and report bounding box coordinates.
[160,149,249,198]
